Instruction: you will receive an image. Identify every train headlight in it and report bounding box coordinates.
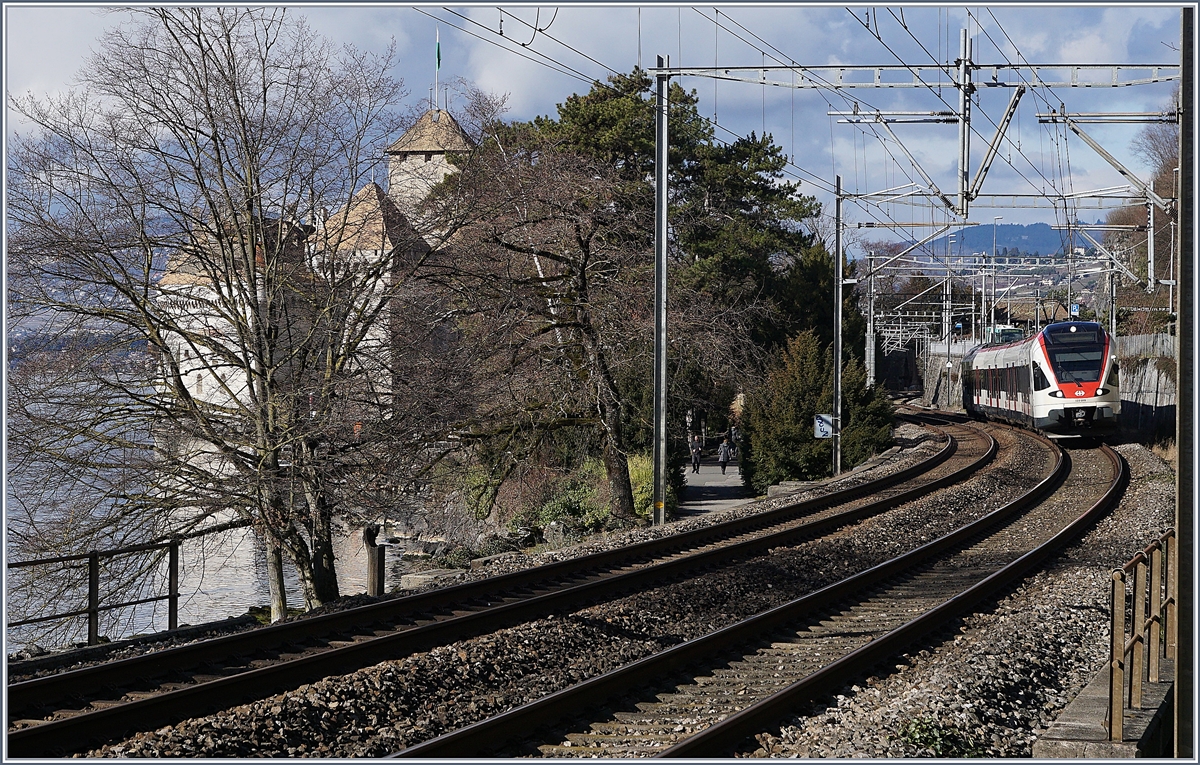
[1095,387,1107,395]
[1048,390,1063,398]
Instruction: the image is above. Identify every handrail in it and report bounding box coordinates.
[7,540,181,645]
[1108,528,1176,740]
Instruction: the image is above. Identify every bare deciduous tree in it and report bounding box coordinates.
[423,133,653,519]
[7,8,431,621]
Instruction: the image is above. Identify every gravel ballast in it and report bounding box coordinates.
[69,432,1173,759]
[742,442,1176,758]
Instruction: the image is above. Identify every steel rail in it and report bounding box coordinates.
[6,421,953,718]
[660,442,1126,757]
[6,426,992,757]
[392,428,1081,759]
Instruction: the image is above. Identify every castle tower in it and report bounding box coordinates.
[385,109,473,212]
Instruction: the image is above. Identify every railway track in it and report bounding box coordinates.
[6,419,995,757]
[393,436,1127,758]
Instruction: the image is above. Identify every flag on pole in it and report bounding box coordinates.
[436,27,441,71]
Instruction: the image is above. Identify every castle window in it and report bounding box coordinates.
[424,152,432,163]
[195,372,203,395]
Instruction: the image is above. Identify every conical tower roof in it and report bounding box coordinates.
[322,183,415,252]
[386,109,472,154]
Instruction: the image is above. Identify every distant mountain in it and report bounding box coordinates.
[930,222,1096,257]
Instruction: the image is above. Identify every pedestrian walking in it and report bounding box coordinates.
[689,435,703,473]
[717,438,733,475]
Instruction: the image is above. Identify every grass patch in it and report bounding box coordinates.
[1151,438,1177,470]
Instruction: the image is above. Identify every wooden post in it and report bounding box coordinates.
[1110,569,1125,741]
[168,541,180,631]
[364,524,385,597]
[1131,559,1147,708]
[87,551,100,646]
[1150,543,1163,683]
[367,545,386,597]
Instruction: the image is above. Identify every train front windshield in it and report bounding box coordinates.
[1043,324,1106,384]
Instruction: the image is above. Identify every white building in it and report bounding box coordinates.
[156,109,470,414]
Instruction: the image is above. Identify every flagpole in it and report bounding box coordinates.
[435,26,440,110]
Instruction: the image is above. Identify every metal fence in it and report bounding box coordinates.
[1107,528,1176,741]
[7,540,180,645]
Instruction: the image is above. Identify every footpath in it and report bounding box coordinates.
[676,456,753,517]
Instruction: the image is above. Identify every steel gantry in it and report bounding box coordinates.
[648,33,1180,518]
[656,48,1179,220]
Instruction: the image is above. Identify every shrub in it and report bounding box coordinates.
[435,545,475,569]
[895,716,986,757]
[628,452,679,521]
[742,330,893,494]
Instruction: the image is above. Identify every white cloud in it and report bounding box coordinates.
[4,4,1180,228]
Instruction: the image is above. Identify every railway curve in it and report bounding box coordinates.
[393,436,1125,757]
[9,421,996,757]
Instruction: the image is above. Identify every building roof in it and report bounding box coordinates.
[159,248,209,286]
[158,219,313,287]
[386,109,473,154]
[321,183,417,253]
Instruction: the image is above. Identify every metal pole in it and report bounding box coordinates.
[168,540,179,631]
[652,56,669,525]
[979,263,985,343]
[1170,221,1177,317]
[1174,7,1194,755]
[993,216,1002,328]
[1110,262,1118,339]
[1070,247,1080,316]
[87,551,100,646]
[957,29,972,217]
[1147,201,1156,294]
[941,271,949,410]
[866,251,875,387]
[833,175,843,476]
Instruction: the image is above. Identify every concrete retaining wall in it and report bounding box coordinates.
[1117,334,1176,438]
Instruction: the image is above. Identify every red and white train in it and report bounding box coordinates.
[961,321,1120,432]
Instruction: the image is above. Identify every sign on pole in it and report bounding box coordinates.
[1071,303,1080,316]
[814,414,834,439]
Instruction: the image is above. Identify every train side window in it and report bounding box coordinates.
[1032,363,1049,391]
[1107,359,1119,386]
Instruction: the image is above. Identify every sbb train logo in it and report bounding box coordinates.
[1074,390,1085,396]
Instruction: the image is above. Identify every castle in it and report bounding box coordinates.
[155,109,473,411]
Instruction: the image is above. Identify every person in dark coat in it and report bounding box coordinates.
[716,438,733,475]
[689,435,703,473]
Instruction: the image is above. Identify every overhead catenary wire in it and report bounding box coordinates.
[696,7,967,259]
[970,9,1088,250]
[697,5,977,226]
[413,7,595,87]
[858,9,1090,267]
[845,7,1061,201]
[420,5,969,271]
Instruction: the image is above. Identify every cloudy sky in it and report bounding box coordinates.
[4,4,1184,244]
